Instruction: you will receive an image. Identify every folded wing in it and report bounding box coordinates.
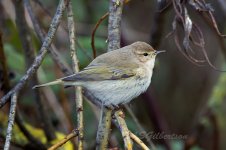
[61,65,136,82]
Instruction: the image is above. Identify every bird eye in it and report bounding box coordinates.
[143,53,148,56]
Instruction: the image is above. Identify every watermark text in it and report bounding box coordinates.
[136,131,188,140]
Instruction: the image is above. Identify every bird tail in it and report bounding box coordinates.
[32,79,63,89]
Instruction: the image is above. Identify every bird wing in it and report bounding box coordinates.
[61,65,136,82]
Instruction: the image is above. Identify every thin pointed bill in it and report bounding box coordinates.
[154,50,166,55]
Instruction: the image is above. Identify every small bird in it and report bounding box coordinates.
[33,41,165,108]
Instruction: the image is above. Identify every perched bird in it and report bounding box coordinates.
[33,41,165,108]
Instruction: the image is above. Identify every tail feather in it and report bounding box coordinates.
[33,79,63,89]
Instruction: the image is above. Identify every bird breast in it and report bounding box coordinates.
[83,68,152,106]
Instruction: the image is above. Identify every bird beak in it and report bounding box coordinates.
[154,50,166,55]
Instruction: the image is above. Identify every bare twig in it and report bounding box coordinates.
[107,0,124,51]
[91,0,131,59]
[114,110,133,150]
[113,116,149,150]
[129,132,150,150]
[24,0,80,134]
[207,12,226,37]
[3,93,18,150]
[31,0,52,17]
[125,105,156,149]
[96,0,124,149]
[24,0,72,76]
[170,0,226,71]
[198,10,226,59]
[91,12,109,58]
[48,129,79,150]
[96,107,113,149]
[32,0,93,61]
[66,1,84,149]
[0,0,69,108]
[14,0,56,141]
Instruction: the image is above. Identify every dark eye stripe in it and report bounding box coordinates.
[143,53,148,56]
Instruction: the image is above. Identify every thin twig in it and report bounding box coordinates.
[66,1,84,149]
[0,0,69,108]
[198,10,226,59]
[96,0,124,149]
[112,115,149,150]
[114,110,133,150]
[170,0,226,71]
[91,12,109,58]
[31,0,52,17]
[14,0,56,141]
[24,0,75,133]
[125,105,156,149]
[3,93,18,150]
[24,0,72,76]
[96,107,113,149]
[32,0,93,61]
[48,130,79,150]
[129,132,150,150]
[91,0,131,58]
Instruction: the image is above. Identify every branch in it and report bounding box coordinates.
[170,0,226,71]
[91,12,109,58]
[48,130,79,150]
[91,0,131,57]
[0,0,68,108]
[23,0,72,76]
[14,0,56,141]
[32,0,93,61]
[25,0,93,135]
[3,93,18,150]
[129,132,150,150]
[112,113,150,150]
[114,110,133,150]
[66,0,84,149]
[96,0,124,149]
[96,107,113,149]
[125,105,156,149]
[107,0,124,51]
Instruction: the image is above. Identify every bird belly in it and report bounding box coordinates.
[83,77,151,106]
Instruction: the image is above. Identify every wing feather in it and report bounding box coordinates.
[62,65,136,82]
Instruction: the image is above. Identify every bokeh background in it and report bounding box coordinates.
[1,0,226,149]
